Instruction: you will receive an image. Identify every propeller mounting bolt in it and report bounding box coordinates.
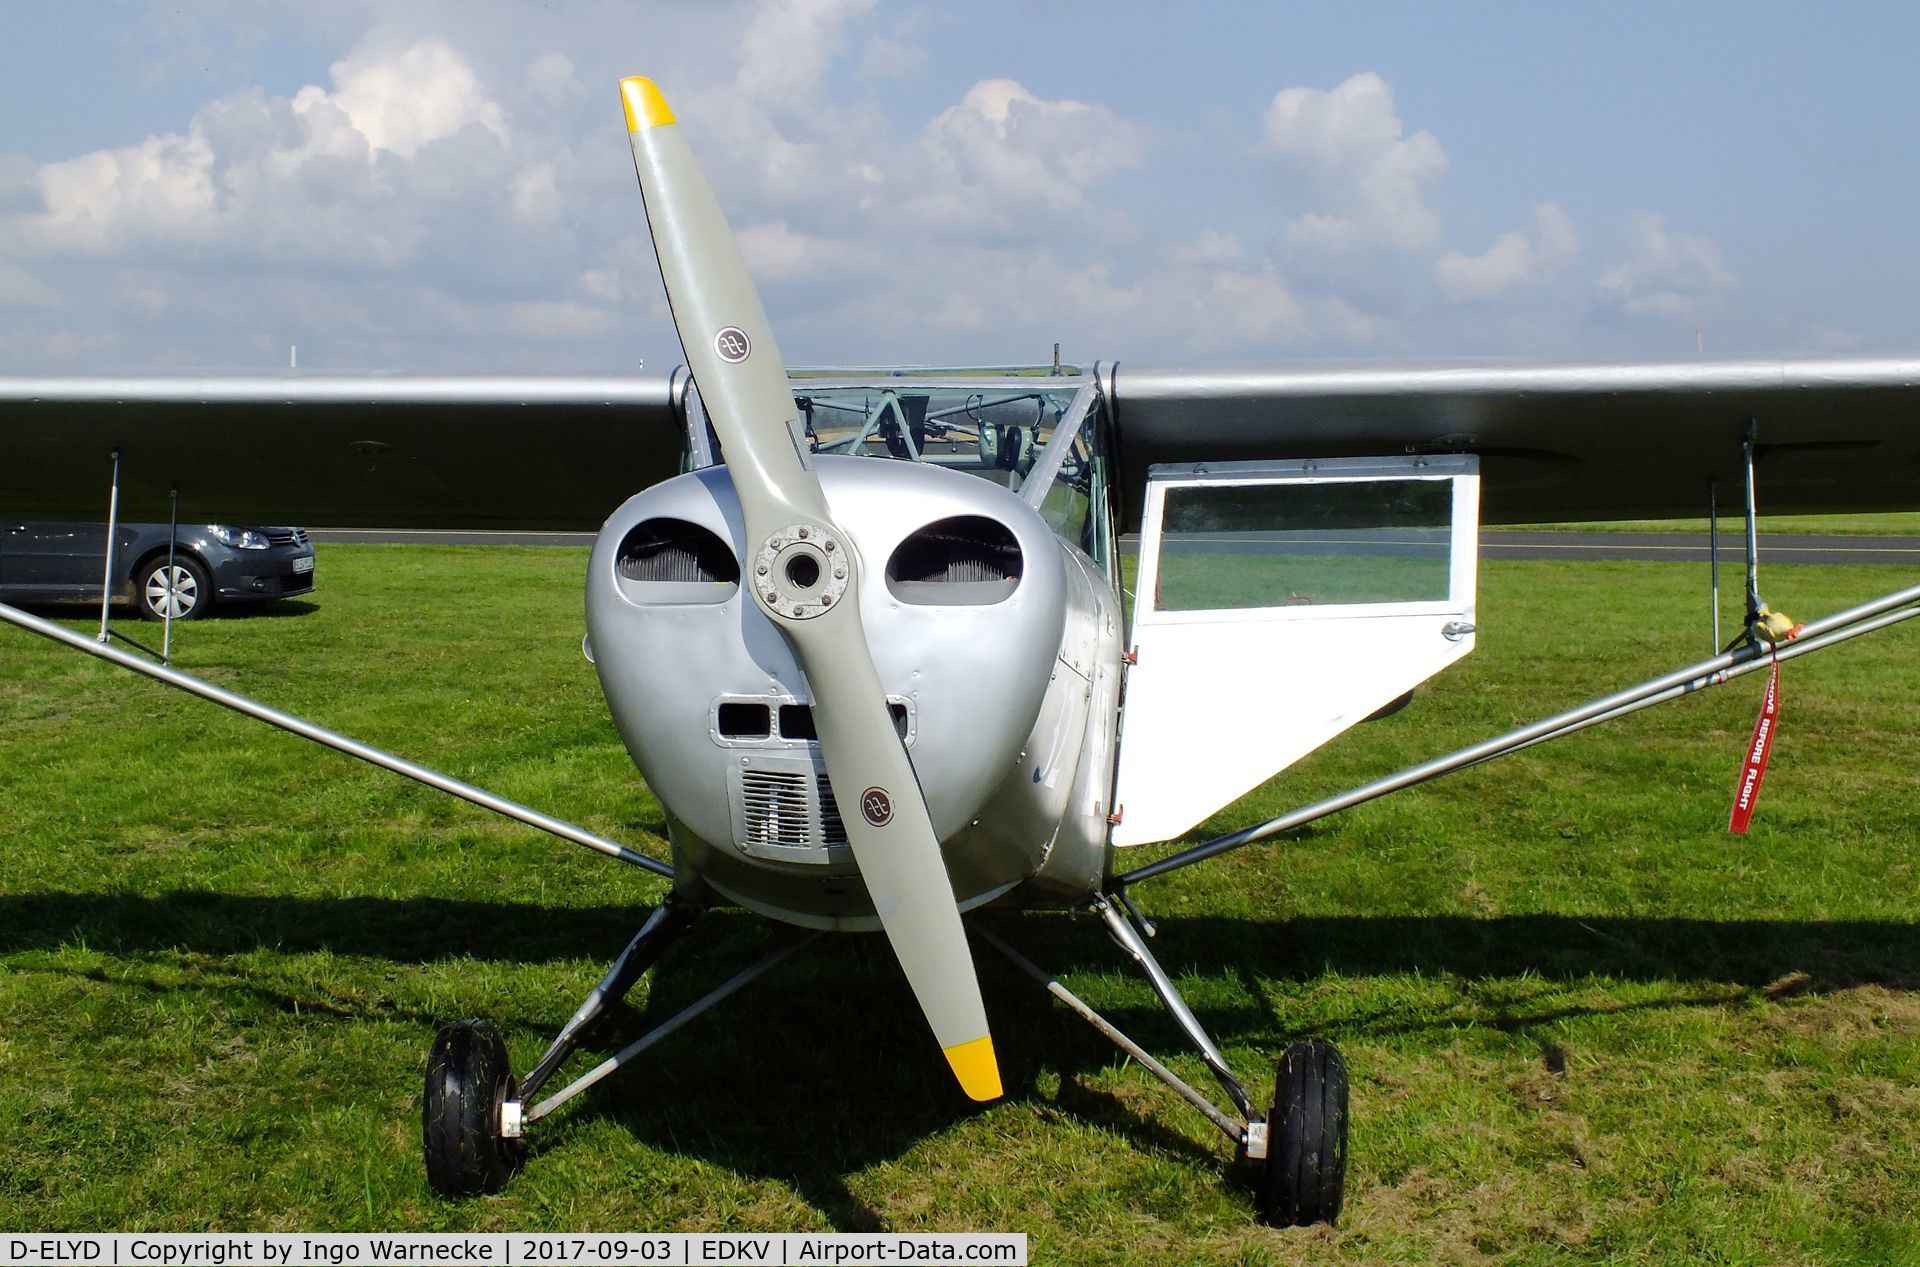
[824,541,836,553]
[798,527,810,539]
[757,563,768,575]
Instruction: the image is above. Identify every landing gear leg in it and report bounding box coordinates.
[1097,899,1255,1120]
[419,904,817,1198]
[1100,897,1348,1224]
[421,895,697,1198]
[977,897,1350,1228]
[518,895,698,1104]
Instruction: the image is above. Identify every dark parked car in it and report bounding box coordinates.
[0,522,315,620]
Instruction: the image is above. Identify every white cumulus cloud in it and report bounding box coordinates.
[20,36,515,267]
[292,38,508,158]
[35,130,220,254]
[1434,202,1579,302]
[1596,213,1736,318]
[736,220,875,281]
[1263,72,1447,255]
[908,79,1146,236]
[734,0,877,105]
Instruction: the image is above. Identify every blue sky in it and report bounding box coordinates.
[1,1,1915,372]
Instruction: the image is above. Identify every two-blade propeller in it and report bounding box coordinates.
[620,77,1001,1102]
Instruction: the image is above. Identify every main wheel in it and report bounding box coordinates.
[135,555,212,621]
[1256,1040,1349,1227]
[423,1020,525,1196]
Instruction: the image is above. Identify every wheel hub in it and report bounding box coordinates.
[146,565,198,619]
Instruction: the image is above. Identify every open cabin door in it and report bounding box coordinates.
[1111,455,1480,846]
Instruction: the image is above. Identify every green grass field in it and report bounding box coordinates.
[1489,512,1920,536]
[1153,550,1449,609]
[2,544,1918,1263]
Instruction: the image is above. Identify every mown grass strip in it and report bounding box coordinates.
[1,544,1916,1262]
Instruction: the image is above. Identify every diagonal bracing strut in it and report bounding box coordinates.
[518,895,698,1103]
[1120,575,1920,887]
[1097,898,1254,1118]
[0,599,672,877]
[522,932,820,1125]
[974,924,1251,1148]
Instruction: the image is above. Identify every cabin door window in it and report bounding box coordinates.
[1111,455,1480,846]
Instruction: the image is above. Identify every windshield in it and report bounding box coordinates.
[682,375,1112,570]
[790,383,1081,487]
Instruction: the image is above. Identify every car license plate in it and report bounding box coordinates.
[293,556,314,574]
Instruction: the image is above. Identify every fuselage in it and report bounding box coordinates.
[587,433,1124,930]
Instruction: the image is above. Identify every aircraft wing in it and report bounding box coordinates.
[1103,358,1920,532]
[0,375,684,529]
[6,357,1919,531]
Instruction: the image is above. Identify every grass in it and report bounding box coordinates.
[1489,512,1920,536]
[1153,550,1449,609]
[2,543,1919,1262]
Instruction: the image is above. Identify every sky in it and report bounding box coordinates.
[0,1,1915,374]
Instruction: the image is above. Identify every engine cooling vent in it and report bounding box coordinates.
[818,777,849,848]
[738,768,850,852]
[885,515,1022,605]
[616,518,739,585]
[740,770,814,849]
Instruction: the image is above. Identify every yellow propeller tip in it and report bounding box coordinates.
[620,77,676,132]
[943,1035,1003,1102]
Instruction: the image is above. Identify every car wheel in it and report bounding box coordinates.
[135,555,212,621]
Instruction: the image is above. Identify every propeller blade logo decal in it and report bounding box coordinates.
[714,327,751,363]
[861,787,893,827]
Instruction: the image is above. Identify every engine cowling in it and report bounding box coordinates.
[587,456,1072,927]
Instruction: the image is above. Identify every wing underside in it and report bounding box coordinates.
[0,376,684,529]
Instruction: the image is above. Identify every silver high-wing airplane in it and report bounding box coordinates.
[4,77,1920,1227]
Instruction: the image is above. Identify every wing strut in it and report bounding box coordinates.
[0,600,672,877]
[84,448,173,665]
[1118,575,1920,888]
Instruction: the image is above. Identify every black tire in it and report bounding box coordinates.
[134,554,213,621]
[423,1020,525,1197]
[1257,1040,1349,1227]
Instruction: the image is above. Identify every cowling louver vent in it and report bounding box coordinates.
[818,777,849,848]
[738,768,848,851]
[741,770,812,849]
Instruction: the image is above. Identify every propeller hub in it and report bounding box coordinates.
[753,523,849,619]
